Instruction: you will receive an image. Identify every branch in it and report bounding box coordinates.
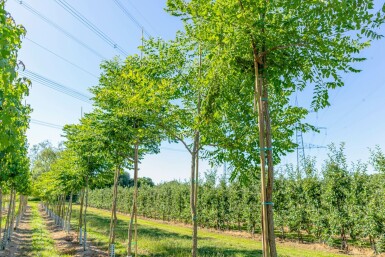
[238,0,264,65]
[174,134,193,155]
[158,122,193,155]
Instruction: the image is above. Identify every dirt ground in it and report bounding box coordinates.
[0,206,33,257]
[0,205,108,257]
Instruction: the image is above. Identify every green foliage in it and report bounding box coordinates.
[370,145,385,173]
[83,145,385,252]
[378,234,385,253]
[0,2,31,195]
[164,0,385,183]
[29,141,61,180]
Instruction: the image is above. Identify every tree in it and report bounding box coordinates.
[118,171,131,188]
[64,114,114,250]
[166,1,385,255]
[0,2,31,249]
[322,143,351,251]
[29,141,61,179]
[370,145,385,173]
[90,53,173,256]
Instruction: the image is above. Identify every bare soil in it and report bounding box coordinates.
[0,206,33,257]
[0,205,108,257]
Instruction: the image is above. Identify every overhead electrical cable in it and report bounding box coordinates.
[126,0,159,35]
[30,119,63,129]
[16,0,105,59]
[54,0,128,56]
[20,69,92,104]
[161,147,188,153]
[25,37,99,79]
[112,0,151,38]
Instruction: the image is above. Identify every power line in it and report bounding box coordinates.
[16,0,106,59]
[126,0,159,36]
[54,0,128,56]
[161,147,188,153]
[30,119,63,129]
[20,69,92,104]
[25,37,99,79]
[112,0,151,38]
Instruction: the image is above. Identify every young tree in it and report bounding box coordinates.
[64,114,114,249]
[0,2,31,249]
[322,143,351,251]
[90,53,175,256]
[166,1,385,255]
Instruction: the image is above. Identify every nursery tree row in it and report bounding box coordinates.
[85,144,385,253]
[0,2,31,251]
[30,1,385,257]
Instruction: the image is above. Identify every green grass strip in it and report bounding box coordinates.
[29,202,71,257]
[70,205,347,257]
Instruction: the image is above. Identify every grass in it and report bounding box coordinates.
[29,202,71,257]
[69,205,348,257]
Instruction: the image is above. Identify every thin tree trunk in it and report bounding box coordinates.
[2,190,13,249]
[84,178,89,251]
[263,78,278,257]
[190,140,198,257]
[58,196,62,221]
[78,188,85,244]
[61,194,65,221]
[15,195,23,229]
[253,49,270,257]
[127,198,135,257]
[0,188,2,248]
[128,143,139,257]
[67,192,73,233]
[341,227,348,252]
[191,44,202,257]
[9,190,17,240]
[134,204,138,257]
[108,166,120,257]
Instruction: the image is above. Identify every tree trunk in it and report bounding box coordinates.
[67,192,73,233]
[280,226,285,240]
[193,137,200,257]
[0,188,2,248]
[190,139,198,257]
[61,194,65,221]
[263,78,278,257]
[78,188,85,244]
[253,49,270,257]
[58,196,62,221]
[341,227,348,252]
[9,190,17,240]
[108,166,120,257]
[84,178,89,251]
[128,143,139,257]
[190,45,202,257]
[15,195,23,229]
[2,190,13,249]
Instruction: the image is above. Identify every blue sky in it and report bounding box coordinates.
[5,0,385,183]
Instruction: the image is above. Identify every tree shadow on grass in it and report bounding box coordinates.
[83,212,211,241]
[139,245,262,257]
[72,210,261,257]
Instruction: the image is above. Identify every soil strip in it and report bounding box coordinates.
[0,206,33,257]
